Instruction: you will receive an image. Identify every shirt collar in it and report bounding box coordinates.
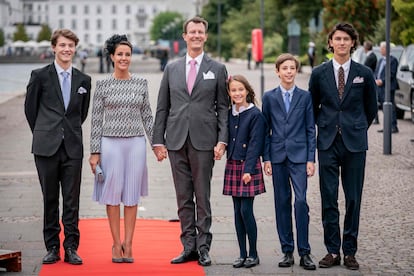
[54,61,72,75]
[232,103,254,116]
[279,85,295,96]
[186,52,204,65]
[332,58,351,73]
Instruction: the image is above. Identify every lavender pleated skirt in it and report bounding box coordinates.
[92,136,148,206]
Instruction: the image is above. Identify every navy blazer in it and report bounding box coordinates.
[226,106,266,174]
[262,86,316,164]
[309,60,377,152]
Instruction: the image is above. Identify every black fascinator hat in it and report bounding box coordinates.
[104,34,132,56]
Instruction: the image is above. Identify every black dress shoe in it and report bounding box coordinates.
[300,254,316,270]
[42,246,60,264]
[198,249,211,266]
[278,252,294,267]
[170,251,199,264]
[244,256,260,268]
[64,248,83,265]
[232,257,246,268]
[392,127,399,133]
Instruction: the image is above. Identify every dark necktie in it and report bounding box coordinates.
[338,66,345,99]
[284,92,290,112]
[61,71,71,109]
[187,59,197,94]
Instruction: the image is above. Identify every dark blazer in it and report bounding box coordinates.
[364,52,377,73]
[25,63,91,158]
[309,60,377,152]
[375,55,399,91]
[153,54,229,150]
[226,106,266,174]
[262,86,316,164]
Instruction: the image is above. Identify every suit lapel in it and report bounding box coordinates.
[275,87,286,114]
[342,61,358,102]
[192,55,212,93]
[49,64,65,109]
[288,87,301,116]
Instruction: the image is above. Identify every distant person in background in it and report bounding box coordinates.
[374,41,399,133]
[24,28,91,265]
[97,48,104,73]
[363,41,378,123]
[78,49,88,72]
[363,41,377,73]
[307,42,316,69]
[105,52,112,73]
[247,44,252,70]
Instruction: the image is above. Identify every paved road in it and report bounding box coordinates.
[0,56,413,275]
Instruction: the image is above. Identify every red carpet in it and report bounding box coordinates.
[39,218,205,276]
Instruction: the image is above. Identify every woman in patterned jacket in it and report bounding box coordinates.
[89,34,153,263]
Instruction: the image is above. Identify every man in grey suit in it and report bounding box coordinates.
[153,16,229,266]
[24,29,91,265]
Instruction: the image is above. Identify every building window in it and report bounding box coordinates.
[59,5,64,14]
[112,19,117,30]
[126,5,130,14]
[71,19,76,30]
[84,6,89,14]
[84,34,89,44]
[97,6,101,14]
[138,20,145,28]
[112,5,116,14]
[84,19,89,30]
[59,19,64,28]
[71,5,76,14]
[97,34,102,44]
[126,19,130,29]
[97,19,102,30]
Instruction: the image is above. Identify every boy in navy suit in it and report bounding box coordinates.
[262,53,316,270]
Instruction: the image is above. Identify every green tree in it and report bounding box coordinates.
[0,28,5,47]
[37,24,52,42]
[392,0,414,45]
[150,11,184,42]
[322,0,381,44]
[13,24,29,42]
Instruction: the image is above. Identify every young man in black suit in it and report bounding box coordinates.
[24,29,91,265]
[308,23,377,270]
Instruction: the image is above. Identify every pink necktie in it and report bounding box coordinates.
[187,59,197,94]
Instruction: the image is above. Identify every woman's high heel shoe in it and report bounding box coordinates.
[112,245,123,263]
[121,244,134,263]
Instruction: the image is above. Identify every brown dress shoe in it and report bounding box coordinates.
[319,253,340,268]
[344,255,359,270]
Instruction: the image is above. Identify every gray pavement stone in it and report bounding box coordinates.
[0,56,413,275]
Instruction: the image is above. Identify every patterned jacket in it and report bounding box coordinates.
[90,74,153,153]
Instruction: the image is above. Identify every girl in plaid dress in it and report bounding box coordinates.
[223,75,266,268]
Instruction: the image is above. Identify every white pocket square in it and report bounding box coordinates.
[77,87,87,94]
[203,71,215,80]
[352,76,364,83]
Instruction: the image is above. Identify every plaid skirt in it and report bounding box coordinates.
[223,159,266,197]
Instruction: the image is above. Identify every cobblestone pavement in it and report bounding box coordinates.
[0,56,413,275]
